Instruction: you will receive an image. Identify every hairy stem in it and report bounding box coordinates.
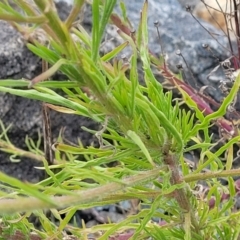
[164,152,200,234]
[184,168,240,182]
[0,167,162,214]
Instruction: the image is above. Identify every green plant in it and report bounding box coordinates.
[0,0,240,239]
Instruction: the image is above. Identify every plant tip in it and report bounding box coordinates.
[185,5,192,12]
[51,142,58,151]
[175,49,181,55]
[176,63,183,70]
[202,43,209,49]
[154,20,160,27]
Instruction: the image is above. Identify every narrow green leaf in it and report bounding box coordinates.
[98,0,117,44]
[127,130,155,167]
[0,79,30,87]
[0,86,91,118]
[226,144,233,170]
[92,0,100,62]
[101,41,129,61]
[0,171,56,206]
[92,0,117,62]
[29,59,68,87]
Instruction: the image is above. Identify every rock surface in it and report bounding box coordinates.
[111,0,231,101]
[0,0,233,182]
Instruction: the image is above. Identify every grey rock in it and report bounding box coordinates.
[55,0,74,4]
[109,0,231,102]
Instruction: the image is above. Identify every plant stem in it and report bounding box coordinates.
[0,167,163,214]
[184,168,240,182]
[164,153,190,212]
[164,152,200,234]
